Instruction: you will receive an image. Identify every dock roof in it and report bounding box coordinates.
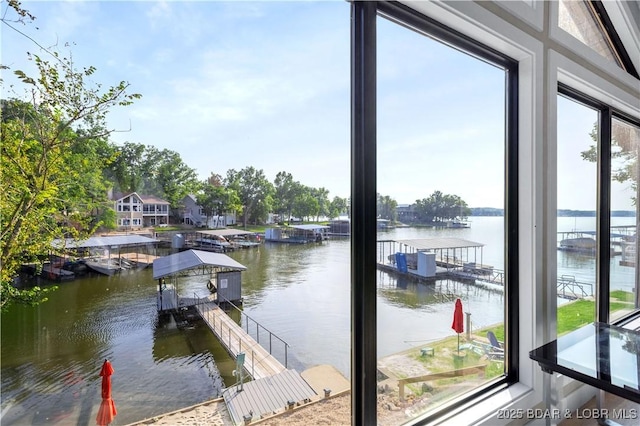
[393,238,484,250]
[198,229,255,237]
[290,224,330,230]
[153,249,246,279]
[52,235,158,249]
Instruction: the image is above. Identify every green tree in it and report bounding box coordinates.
[328,196,349,219]
[377,194,398,221]
[581,123,639,205]
[196,183,241,228]
[108,143,199,215]
[413,191,469,224]
[226,167,274,227]
[1,52,140,310]
[293,189,320,221]
[273,171,300,221]
[310,187,330,221]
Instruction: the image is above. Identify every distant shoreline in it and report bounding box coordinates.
[469,208,635,217]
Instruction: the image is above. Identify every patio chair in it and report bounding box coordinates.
[487,331,504,359]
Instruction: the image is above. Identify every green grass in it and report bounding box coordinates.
[482,292,634,339]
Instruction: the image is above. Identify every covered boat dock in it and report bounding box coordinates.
[50,234,159,276]
[265,224,329,243]
[378,237,492,280]
[153,249,247,311]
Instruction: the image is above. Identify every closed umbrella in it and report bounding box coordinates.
[451,298,464,354]
[96,360,117,426]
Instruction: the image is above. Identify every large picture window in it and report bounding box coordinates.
[352,2,518,423]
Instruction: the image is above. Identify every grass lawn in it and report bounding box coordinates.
[484,291,634,341]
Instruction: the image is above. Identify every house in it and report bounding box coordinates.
[112,192,170,230]
[181,194,236,228]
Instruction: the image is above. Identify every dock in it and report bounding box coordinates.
[195,299,286,380]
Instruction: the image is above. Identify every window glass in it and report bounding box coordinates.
[376,15,507,423]
[556,95,598,333]
[558,0,623,68]
[610,118,640,321]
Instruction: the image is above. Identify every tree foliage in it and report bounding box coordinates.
[328,196,349,219]
[107,142,200,212]
[413,191,470,224]
[1,51,140,311]
[581,122,640,205]
[226,167,274,227]
[196,183,241,228]
[377,194,398,221]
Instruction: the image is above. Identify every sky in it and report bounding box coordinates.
[2,0,622,209]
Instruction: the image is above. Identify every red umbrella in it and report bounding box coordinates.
[96,360,117,426]
[451,298,464,354]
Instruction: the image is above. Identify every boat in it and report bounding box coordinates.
[84,259,121,276]
[557,231,616,256]
[446,220,470,229]
[558,236,597,253]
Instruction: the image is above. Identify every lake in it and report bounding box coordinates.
[1,216,634,425]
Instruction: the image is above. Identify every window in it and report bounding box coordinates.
[352,2,518,423]
[609,117,640,321]
[558,0,623,68]
[558,86,640,325]
[556,95,598,332]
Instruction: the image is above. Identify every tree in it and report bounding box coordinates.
[581,123,639,205]
[196,183,241,228]
[328,196,349,219]
[293,189,320,221]
[1,52,140,311]
[413,191,469,224]
[108,142,200,216]
[273,171,299,221]
[310,187,330,221]
[226,167,274,227]
[377,194,398,221]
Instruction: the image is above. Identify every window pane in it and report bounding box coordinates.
[556,95,598,332]
[610,118,640,321]
[376,16,507,423]
[558,0,623,69]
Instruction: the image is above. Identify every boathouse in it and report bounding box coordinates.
[50,234,159,276]
[265,224,329,243]
[153,249,247,311]
[378,237,490,279]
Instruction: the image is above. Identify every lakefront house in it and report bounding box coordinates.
[112,192,170,230]
[181,194,236,228]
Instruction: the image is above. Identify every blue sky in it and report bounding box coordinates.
[3,0,609,210]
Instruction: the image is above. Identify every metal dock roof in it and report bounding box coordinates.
[223,369,317,424]
[289,224,330,230]
[52,235,158,249]
[198,229,256,237]
[153,249,246,279]
[393,238,484,250]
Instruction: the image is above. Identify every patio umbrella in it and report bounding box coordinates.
[451,298,464,354]
[96,360,117,426]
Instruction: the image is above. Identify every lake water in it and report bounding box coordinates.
[1,216,635,425]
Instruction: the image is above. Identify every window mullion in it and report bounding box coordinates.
[597,107,612,323]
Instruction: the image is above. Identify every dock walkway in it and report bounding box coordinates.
[195,300,286,380]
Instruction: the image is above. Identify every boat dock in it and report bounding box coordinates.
[195,299,287,380]
[151,249,327,425]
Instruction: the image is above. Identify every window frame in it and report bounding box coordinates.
[558,83,640,324]
[351,1,519,423]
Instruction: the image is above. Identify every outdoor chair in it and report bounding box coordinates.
[486,331,504,359]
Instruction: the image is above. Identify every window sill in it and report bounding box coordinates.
[433,383,534,426]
